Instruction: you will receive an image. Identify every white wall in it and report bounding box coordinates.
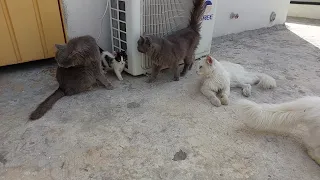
[60,0,291,49]
[61,0,112,51]
[212,0,291,37]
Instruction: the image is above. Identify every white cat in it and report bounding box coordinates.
[236,97,320,165]
[196,56,276,106]
[101,51,127,81]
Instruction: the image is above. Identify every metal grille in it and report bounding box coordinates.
[110,0,128,69]
[141,0,191,69]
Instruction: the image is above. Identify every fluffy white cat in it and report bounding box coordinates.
[101,51,127,81]
[196,56,276,106]
[236,97,320,165]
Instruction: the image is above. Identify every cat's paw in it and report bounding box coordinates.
[220,96,229,105]
[146,77,156,83]
[118,77,123,81]
[173,77,180,81]
[210,98,221,107]
[242,84,252,97]
[180,71,187,77]
[307,148,320,165]
[105,84,114,90]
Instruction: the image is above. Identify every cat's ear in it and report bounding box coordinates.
[55,44,66,50]
[122,50,128,60]
[113,51,118,57]
[120,50,127,56]
[145,37,151,46]
[206,56,213,65]
[139,36,145,42]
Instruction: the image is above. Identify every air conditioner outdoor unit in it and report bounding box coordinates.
[109,0,216,76]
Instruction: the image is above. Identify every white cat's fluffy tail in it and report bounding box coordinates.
[256,73,276,89]
[236,97,320,132]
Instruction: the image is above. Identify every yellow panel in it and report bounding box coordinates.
[0,1,17,66]
[6,0,44,62]
[37,0,65,58]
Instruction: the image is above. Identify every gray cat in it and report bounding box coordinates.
[29,35,113,120]
[137,0,205,83]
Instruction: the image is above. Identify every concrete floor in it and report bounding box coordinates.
[1,17,320,180]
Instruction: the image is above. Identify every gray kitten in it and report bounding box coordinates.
[29,35,113,120]
[137,0,205,83]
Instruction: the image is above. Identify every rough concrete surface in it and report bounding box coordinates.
[1,17,320,180]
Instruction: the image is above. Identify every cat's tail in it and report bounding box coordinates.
[29,88,65,120]
[235,97,320,132]
[188,0,206,33]
[255,73,276,89]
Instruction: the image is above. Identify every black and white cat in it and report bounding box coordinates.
[101,51,127,81]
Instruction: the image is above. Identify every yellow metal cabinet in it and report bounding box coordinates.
[0,0,65,66]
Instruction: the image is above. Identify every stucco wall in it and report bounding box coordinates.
[61,0,112,51]
[61,0,291,48]
[212,0,291,37]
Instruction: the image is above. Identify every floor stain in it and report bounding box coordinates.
[172,150,187,161]
[127,102,141,109]
[0,152,8,165]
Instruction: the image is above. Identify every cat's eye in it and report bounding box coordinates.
[199,66,202,69]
